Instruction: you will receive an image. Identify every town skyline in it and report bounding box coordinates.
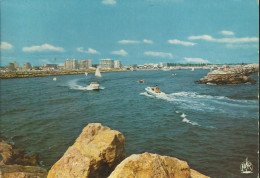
[1,0,259,66]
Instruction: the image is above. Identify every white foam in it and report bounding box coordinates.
[182,118,200,126]
[181,113,186,118]
[140,92,153,97]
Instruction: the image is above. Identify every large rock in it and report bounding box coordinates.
[190,169,210,178]
[0,165,47,178]
[108,152,191,178]
[47,123,125,178]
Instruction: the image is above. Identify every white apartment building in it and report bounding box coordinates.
[64,59,78,70]
[22,62,32,71]
[114,60,122,68]
[79,59,92,69]
[100,59,114,69]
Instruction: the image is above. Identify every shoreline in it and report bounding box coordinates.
[0,69,126,79]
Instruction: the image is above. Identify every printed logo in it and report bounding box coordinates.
[240,157,253,174]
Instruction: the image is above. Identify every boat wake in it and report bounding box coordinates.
[68,79,104,91]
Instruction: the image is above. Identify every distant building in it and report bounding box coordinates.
[79,59,92,69]
[22,62,32,71]
[42,64,58,70]
[114,60,122,68]
[100,59,114,69]
[64,59,78,70]
[9,63,15,71]
[9,62,19,71]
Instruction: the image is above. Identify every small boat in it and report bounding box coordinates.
[145,87,166,97]
[53,77,57,81]
[191,67,195,71]
[172,73,176,76]
[138,79,144,83]
[85,72,88,76]
[86,82,100,90]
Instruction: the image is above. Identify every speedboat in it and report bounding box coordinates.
[145,87,166,97]
[86,82,100,90]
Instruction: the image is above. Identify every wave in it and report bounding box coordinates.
[182,118,200,126]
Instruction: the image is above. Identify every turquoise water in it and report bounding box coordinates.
[0,70,259,177]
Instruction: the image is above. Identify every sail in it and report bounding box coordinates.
[95,67,102,78]
[85,72,88,76]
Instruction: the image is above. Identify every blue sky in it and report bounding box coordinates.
[0,0,259,66]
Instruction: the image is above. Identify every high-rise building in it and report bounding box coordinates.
[22,62,32,71]
[64,59,78,70]
[100,59,114,69]
[9,63,15,71]
[79,59,92,69]
[114,60,122,68]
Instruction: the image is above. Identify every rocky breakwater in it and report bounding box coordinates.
[199,63,259,85]
[48,123,209,178]
[0,136,47,177]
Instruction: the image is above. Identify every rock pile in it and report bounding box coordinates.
[199,64,258,85]
[48,123,209,178]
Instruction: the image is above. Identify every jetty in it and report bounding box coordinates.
[199,64,259,85]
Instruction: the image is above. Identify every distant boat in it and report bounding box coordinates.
[95,67,102,78]
[85,72,88,76]
[172,73,177,76]
[191,67,195,71]
[138,79,144,83]
[53,77,57,81]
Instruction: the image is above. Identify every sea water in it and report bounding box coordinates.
[0,70,258,178]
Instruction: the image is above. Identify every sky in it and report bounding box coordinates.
[0,0,259,66]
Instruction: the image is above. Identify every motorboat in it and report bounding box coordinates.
[86,82,100,90]
[145,87,166,97]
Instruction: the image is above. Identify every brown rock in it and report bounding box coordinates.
[47,123,125,178]
[108,152,191,178]
[190,169,210,178]
[0,142,39,166]
[0,142,13,165]
[0,165,47,178]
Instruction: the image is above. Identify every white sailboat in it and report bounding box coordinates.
[85,72,88,76]
[191,67,195,71]
[95,67,102,78]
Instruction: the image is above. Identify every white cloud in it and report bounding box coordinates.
[23,44,64,52]
[220,30,235,36]
[102,0,116,5]
[0,42,13,50]
[188,35,259,43]
[188,35,215,41]
[168,39,196,46]
[144,51,173,58]
[226,44,259,49]
[118,40,140,44]
[77,47,100,54]
[143,39,153,44]
[184,57,210,63]
[111,49,128,56]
